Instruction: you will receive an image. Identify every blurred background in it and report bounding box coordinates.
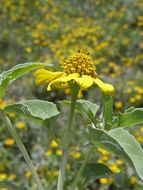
[0,0,143,189]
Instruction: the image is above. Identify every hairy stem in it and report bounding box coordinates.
[57,85,79,190]
[0,110,44,190]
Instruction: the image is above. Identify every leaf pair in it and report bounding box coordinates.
[4,99,59,124]
[89,125,143,180]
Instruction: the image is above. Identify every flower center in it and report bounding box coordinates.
[61,52,97,77]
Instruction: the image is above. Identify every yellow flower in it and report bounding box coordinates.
[25,171,32,178]
[9,173,17,180]
[16,121,26,129]
[34,52,114,95]
[0,99,6,110]
[4,138,14,146]
[56,149,63,156]
[115,101,123,109]
[25,47,32,53]
[50,140,59,148]
[70,151,81,159]
[99,178,109,184]
[130,176,138,185]
[0,173,7,181]
[109,163,121,173]
[98,148,110,156]
[115,159,124,166]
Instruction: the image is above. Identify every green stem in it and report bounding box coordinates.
[0,110,44,190]
[57,85,79,190]
[103,94,113,130]
[71,148,93,189]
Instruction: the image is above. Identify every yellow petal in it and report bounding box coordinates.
[94,78,115,95]
[34,69,64,84]
[74,75,94,89]
[47,73,80,91]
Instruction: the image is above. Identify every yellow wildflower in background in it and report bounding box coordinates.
[70,151,81,159]
[8,174,16,180]
[35,52,114,94]
[0,99,6,110]
[99,178,110,184]
[0,173,7,181]
[98,148,110,156]
[25,171,32,178]
[56,149,63,156]
[109,163,121,173]
[130,176,138,185]
[9,173,17,180]
[115,101,123,110]
[50,140,59,148]
[4,138,14,146]
[16,121,26,129]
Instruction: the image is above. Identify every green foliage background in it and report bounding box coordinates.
[0,0,143,189]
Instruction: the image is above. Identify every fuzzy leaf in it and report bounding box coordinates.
[4,99,59,124]
[118,108,143,127]
[89,126,143,180]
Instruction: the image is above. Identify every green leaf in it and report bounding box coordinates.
[83,163,113,179]
[0,62,51,97]
[103,94,113,130]
[118,107,143,127]
[0,181,27,190]
[59,99,99,122]
[89,126,143,180]
[4,99,59,124]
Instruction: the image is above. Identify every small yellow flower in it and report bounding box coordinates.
[9,173,16,180]
[4,138,14,146]
[129,97,136,103]
[130,176,138,185]
[99,178,109,184]
[25,47,32,53]
[101,155,110,161]
[50,140,59,148]
[16,121,26,129]
[56,149,63,156]
[0,173,7,181]
[115,159,124,166]
[25,171,32,178]
[0,99,6,110]
[115,101,123,109]
[109,163,121,173]
[98,148,110,156]
[70,151,81,159]
[35,52,114,95]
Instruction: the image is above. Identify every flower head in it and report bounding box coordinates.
[34,52,114,95]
